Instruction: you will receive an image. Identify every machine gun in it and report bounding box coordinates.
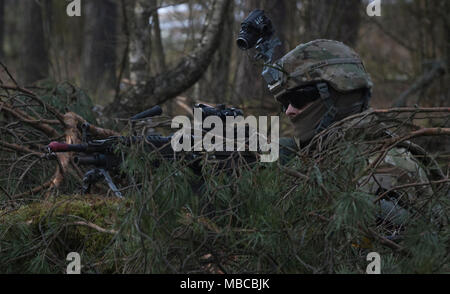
[45,104,257,198]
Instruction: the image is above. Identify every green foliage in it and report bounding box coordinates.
[0,123,448,274]
[0,81,97,202]
[37,80,97,123]
[0,196,127,273]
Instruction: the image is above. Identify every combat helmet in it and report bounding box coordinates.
[268,39,373,136]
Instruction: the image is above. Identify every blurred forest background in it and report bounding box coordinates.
[0,0,448,137]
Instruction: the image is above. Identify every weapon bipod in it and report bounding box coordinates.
[82,168,123,198]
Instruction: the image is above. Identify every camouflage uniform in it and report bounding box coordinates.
[339,115,440,231]
[266,39,445,238]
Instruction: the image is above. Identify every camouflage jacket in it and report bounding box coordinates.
[280,112,446,232]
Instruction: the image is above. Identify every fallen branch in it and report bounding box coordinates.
[2,105,60,137]
[367,228,409,254]
[0,140,42,156]
[0,84,66,124]
[1,74,127,200]
[11,169,58,199]
[357,127,450,183]
[64,111,120,138]
[105,0,232,115]
[373,178,450,203]
[392,61,446,107]
[67,221,118,234]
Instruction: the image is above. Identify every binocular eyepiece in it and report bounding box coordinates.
[236,9,274,50]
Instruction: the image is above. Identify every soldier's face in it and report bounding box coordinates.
[285,102,315,119]
[278,85,320,119]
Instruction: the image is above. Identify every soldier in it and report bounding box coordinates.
[268,39,445,241]
[273,39,371,161]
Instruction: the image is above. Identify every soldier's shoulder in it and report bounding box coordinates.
[279,137,299,165]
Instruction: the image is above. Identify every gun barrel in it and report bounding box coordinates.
[74,154,108,167]
[48,142,88,152]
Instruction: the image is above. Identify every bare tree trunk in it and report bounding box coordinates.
[128,0,152,86]
[285,0,301,50]
[82,0,118,95]
[303,0,362,47]
[105,0,232,116]
[263,0,288,59]
[392,61,446,107]
[0,0,4,60]
[150,0,166,74]
[198,0,234,104]
[149,0,169,113]
[18,0,49,85]
[444,1,450,107]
